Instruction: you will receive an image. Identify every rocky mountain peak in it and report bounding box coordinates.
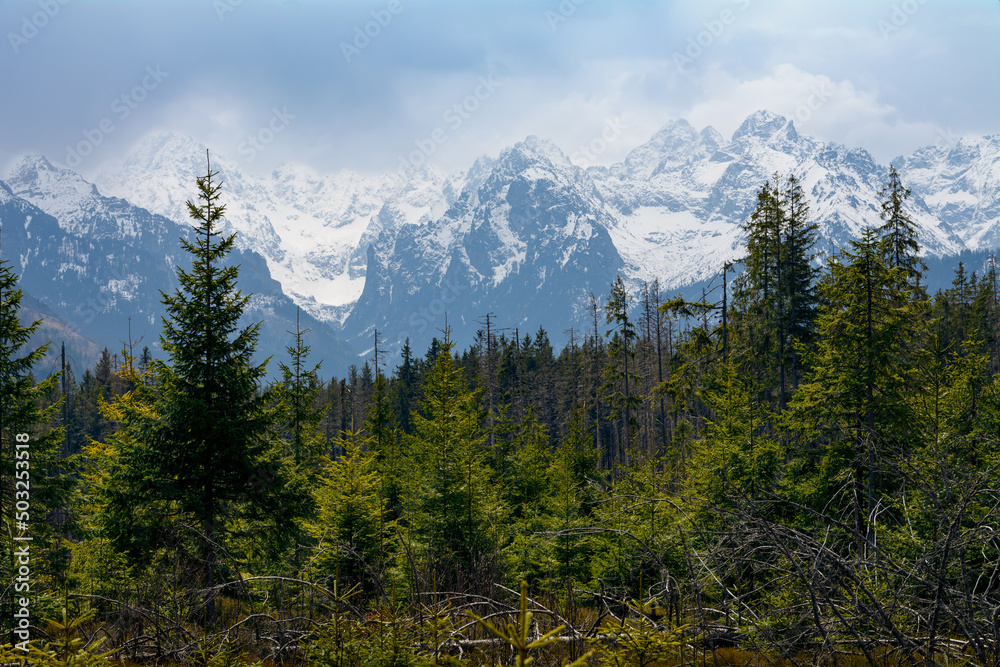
[731,109,789,141]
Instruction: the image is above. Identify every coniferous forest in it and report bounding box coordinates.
[3,159,1000,666]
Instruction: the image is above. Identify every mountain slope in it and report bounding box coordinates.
[7,110,999,363]
[95,131,464,325]
[1,161,358,376]
[343,136,623,355]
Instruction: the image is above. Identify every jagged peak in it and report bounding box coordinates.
[732,110,790,141]
[651,118,697,141]
[6,153,99,198]
[510,135,570,165]
[700,126,725,148]
[778,119,799,142]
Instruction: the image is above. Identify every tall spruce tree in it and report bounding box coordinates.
[96,155,300,623]
[786,228,921,558]
[604,276,642,463]
[877,165,923,286]
[780,174,820,388]
[734,175,818,409]
[733,179,783,404]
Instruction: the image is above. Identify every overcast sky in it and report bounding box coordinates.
[2,0,998,179]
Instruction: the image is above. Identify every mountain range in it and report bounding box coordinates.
[1,109,998,373]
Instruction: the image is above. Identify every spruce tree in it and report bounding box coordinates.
[604,276,641,463]
[277,309,325,467]
[780,174,820,387]
[786,228,921,557]
[96,155,299,623]
[733,179,783,405]
[403,327,494,592]
[734,175,818,409]
[877,165,923,286]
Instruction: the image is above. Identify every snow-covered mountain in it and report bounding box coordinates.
[4,110,999,367]
[0,156,357,374]
[95,132,464,325]
[343,136,623,354]
[590,111,968,287]
[894,136,1000,250]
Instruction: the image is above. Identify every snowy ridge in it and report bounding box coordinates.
[4,110,1000,360]
[95,132,464,325]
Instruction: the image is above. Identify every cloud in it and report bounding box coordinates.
[682,64,946,162]
[1,1,996,178]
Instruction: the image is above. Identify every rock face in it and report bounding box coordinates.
[4,110,999,366]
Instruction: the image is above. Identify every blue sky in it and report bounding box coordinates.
[2,0,998,178]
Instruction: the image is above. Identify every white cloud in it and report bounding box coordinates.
[682,64,947,162]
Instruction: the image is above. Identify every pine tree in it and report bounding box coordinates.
[877,165,923,286]
[95,155,302,624]
[786,228,922,557]
[277,309,325,467]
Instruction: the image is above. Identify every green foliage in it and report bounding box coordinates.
[308,429,396,596]
[0,246,73,629]
[14,169,1000,665]
[732,174,819,408]
[785,228,924,527]
[877,165,923,284]
[590,604,684,667]
[604,275,642,453]
[0,608,118,666]
[467,580,594,667]
[306,584,432,667]
[276,310,326,467]
[87,158,311,627]
[689,364,782,512]
[402,329,499,590]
